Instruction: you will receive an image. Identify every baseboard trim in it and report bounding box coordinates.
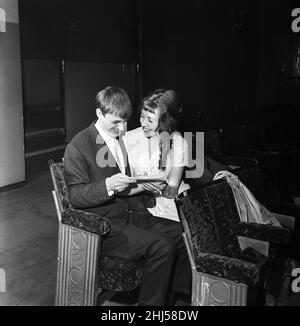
[0,180,28,193]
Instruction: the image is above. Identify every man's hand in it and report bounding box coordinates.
[106,173,136,193]
[140,181,167,196]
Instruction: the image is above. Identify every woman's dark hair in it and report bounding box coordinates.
[141,89,183,170]
[141,89,183,134]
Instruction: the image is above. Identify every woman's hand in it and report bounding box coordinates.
[140,181,167,196]
[162,184,179,199]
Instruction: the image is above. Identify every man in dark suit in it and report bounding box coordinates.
[64,86,191,305]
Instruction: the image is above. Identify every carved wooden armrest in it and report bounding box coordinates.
[61,208,111,236]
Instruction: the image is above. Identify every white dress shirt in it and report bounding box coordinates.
[94,121,125,174]
[123,127,190,222]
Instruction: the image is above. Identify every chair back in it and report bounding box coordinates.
[49,159,72,216]
[176,179,242,260]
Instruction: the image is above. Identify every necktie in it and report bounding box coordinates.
[115,137,131,176]
[113,137,123,173]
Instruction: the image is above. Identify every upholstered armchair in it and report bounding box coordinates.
[175,179,293,306]
[204,128,300,217]
[49,159,143,306]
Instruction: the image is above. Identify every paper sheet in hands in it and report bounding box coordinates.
[129,172,167,182]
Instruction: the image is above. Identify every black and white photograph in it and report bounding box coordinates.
[0,0,300,310]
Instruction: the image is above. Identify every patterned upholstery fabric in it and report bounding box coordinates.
[177,181,242,258]
[177,187,224,256]
[99,256,143,291]
[49,159,72,211]
[237,222,291,246]
[199,179,290,246]
[176,180,269,286]
[49,159,110,235]
[62,209,111,236]
[204,181,243,258]
[49,158,143,293]
[193,251,263,287]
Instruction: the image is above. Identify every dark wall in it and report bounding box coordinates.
[18,0,300,133]
[141,0,300,132]
[142,0,260,131]
[256,0,300,108]
[64,62,136,140]
[18,0,139,133]
[19,0,138,63]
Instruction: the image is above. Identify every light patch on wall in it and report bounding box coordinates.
[0,8,6,32]
[0,268,6,292]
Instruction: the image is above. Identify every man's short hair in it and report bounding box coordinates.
[95,86,132,119]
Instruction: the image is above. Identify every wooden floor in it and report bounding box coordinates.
[0,156,299,306]
[0,167,57,305]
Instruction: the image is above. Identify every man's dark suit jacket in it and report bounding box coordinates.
[64,123,142,236]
